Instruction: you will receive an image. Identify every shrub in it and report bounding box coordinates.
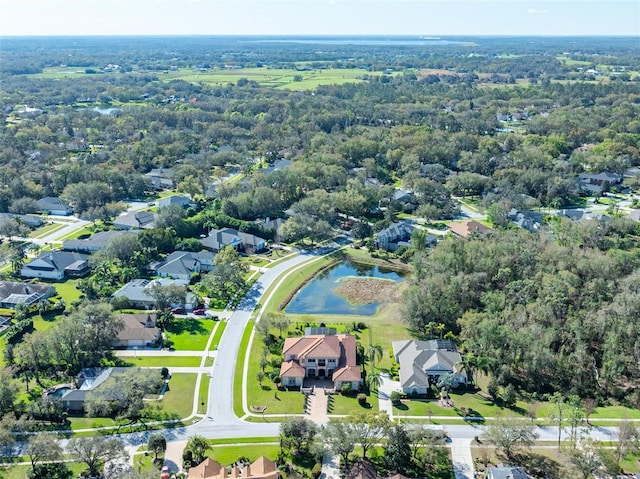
[390,390,401,406]
[340,382,353,396]
[160,367,170,379]
[357,393,367,405]
[311,463,322,479]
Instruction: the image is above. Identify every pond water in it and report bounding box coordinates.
[285,261,405,316]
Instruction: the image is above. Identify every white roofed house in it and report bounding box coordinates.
[112,278,197,311]
[114,313,161,348]
[37,196,73,216]
[0,281,56,309]
[200,228,267,254]
[392,339,466,395]
[113,211,156,230]
[147,250,216,281]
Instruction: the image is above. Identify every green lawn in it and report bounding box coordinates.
[158,373,197,419]
[209,321,226,351]
[118,356,202,368]
[328,391,377,415]
[209,445,280,466]
[28,222,66,239]
[210,437,278,445]
[234,321,255,417]
[197,374,210,415]
[0,462,86,479]
[50,278,83,304]
[165,317,215,350]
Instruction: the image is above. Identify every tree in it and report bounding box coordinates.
[482,415,538,459]
[9,242,25,275]
[365,369,383,392]
[201,246,248,302]
[271,313,291,338]
[147,433,167,462]
[68,436,128,478]
[323,420,358,470]
[279,417,318,454]
[550,392,568,447]
[186,434,210,464]
[85,368,163,426]
[347,411,389,459]
[0,367,18,415]
[28,463,72,479]
[384,423,412,474]
[366,343,383,370]
[564,439,603,479]
[615,418,640,467]
[147,282,187,313]
[502,384,517,408]
[25,435,63,474]
[407,424,442,461]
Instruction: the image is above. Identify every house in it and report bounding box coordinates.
[21,251,90,280]
[0,213,43,228]
[114,313,161,348]
[279,331,361,390]
[146,168,174,191]
[63,230,140,253]
[345,459,412,479]
[255,218,285,242]
[486,465,530,479]
[201,228,267,253]
[508,209,543,233]
[157,195,192,210]
[187,456,279,479]
[112,278,197,311]
[113,211,156,230]
[148,251,216,281]
[447,220,491,238]
[37,197,73,216]
[578,172,623,195]
[0,281,56,309]
[557,208,586,222]
[392,339,466,395]
[375,222,413,251]
[59,367,151,412]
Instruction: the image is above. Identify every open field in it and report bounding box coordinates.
[31,66,392,90]
[28,222,66,239]
[210,444,280,465]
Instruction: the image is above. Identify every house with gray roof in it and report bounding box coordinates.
[158,195,192,210]
[37,197,73,216]
[63,230,140,253]
[59,367,153,412]
[200,228,267,253]
[0,213,43,228]
[375,222,436,251]
[112,278,197,311]
[487,465,531,479]
[148,250,216,281]
[0,281,56,309]
[392,339,466,395]
[21,251,90,280]
[113,211,156,230]
[578,172,623,195]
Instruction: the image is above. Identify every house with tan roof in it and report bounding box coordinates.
[187,456,279,479]
[447,219,491,238]
[279,331,361,390]
[114,313,161,348]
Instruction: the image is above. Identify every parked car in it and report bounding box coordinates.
[193,308,206,315]
[171,307,184,314]
[161,465,170,479]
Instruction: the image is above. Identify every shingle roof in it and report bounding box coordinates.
[447,220,491,237]
[280,360,306,378]
[63,230,139,252]
[22,251,89,275]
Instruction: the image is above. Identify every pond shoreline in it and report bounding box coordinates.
[277,258,341,312]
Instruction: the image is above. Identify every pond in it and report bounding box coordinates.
[285,261,405,316]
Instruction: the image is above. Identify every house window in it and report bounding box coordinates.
[318,360,326,367]
[328,359,336,364]
[308,359,316,364]
[308,369,316,377]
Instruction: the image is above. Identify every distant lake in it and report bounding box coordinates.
[285,260,405,316]
[92,107,120,115]
[248,38,473,47]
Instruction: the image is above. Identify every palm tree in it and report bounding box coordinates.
[424,321,438,340]
[367,343,383,370]
[366,369,383,392]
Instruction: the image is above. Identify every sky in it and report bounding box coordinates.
[0,0,638,37]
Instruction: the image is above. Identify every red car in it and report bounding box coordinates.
[161,465,170,479]
[193,308,206,315]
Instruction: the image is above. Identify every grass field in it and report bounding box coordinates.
[197,374,210,415]
[0,462,86,479]
[165,317,216,350]
[210,444,280,466]
[209,321,226,351]
[28,222,66,239]
[32,66,391,91]
[118,356,202,368]
[158,373,197,419]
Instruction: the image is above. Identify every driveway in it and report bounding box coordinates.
[377,373,399,418]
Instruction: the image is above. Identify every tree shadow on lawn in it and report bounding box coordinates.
[508,451,563,479]
[165,317,208,336]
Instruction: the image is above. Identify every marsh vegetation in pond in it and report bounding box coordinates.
[285,261,405,315]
